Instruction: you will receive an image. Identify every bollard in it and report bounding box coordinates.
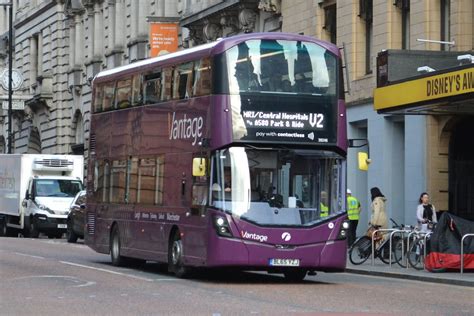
[461,234,474,275]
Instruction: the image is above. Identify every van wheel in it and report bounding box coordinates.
[168,231,190,278]
[29,218,40,238]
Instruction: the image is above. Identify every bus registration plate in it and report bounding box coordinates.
[269,258,300,267]
[57,224,67,229]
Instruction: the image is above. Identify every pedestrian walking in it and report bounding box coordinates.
[346,189,361,246]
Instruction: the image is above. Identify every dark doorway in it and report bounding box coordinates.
[449,117,474,221]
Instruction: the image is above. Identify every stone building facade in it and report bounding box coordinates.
[1,0,472,222]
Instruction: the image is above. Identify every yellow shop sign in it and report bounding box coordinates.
[374,66,474,111]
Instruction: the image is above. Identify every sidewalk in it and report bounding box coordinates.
[346,259,474,287]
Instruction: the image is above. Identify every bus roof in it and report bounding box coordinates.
[94,32,340,84]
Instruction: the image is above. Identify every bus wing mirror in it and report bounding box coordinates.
[192,158,207,177]
[358,152,371,171]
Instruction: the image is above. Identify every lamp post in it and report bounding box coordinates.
[0,0,13,153]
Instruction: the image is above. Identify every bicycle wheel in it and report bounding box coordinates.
[393,237,407,268]
[378,238,397,264]
[349,236,372,265]
[407,238,424,270]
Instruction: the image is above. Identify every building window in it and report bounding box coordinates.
[323,4,337,44]
[360,0,373,74]
[395,0,410,49]
[440,0,450,51]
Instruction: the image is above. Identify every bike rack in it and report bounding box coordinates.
[422,232,433,270]
[406,230,421,269]
[388,229,411,268]
[461,233,474,275]
[371,228,397,266]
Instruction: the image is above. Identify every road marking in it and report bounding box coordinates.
[12,275,96,288]
[60,261,154,282]
[14,252,45,260]
[153,278,181,281]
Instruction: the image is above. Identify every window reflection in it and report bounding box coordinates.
[210,147,344,226]
[227,39,336,96]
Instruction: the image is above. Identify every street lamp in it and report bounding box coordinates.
[0,0,13,153]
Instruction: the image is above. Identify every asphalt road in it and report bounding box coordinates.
[0,237,473,315]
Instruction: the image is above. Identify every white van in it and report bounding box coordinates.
[0,154,84,238]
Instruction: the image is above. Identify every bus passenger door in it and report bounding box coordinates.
[182,154,208,264]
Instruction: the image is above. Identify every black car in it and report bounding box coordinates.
[66,190,86,243]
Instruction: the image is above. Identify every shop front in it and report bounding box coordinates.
[374,58,474,221]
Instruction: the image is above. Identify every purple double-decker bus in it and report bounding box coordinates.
[85,32,349,281]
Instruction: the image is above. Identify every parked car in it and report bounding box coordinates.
[66,190,86,243]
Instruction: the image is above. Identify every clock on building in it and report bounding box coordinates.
[0,68,24,91]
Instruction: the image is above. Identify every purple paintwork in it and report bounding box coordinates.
[337,99,348,151]
[206,209,347,269]
[86,32,348,273]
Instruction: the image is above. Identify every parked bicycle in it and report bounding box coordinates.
[349,218,402,265]
[406,223,435,270]
[392,225,416,268]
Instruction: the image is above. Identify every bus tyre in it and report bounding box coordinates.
[169,231,189,278]
[29,217,40,238]
[110,226,126,266]
[283,269,307,282]
[67,222,78,243]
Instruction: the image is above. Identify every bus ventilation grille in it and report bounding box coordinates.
[87,213,95,235]
[35,159,73,168]
[89,133,96,154]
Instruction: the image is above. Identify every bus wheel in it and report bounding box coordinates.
[29,217,40,238]
[283,269,307,282]
[168,231,189,278]
[110,226,125,266]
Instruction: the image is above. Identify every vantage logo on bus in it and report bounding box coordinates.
[168,112,204,146]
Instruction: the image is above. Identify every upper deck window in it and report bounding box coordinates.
[193,58,212,96]
[226,39,337,96]
[93,84,104,112]
[116,78,132,109]
[173,62,194,99]
[103,82,116,111]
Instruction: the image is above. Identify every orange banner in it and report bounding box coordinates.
[149,23,179,58]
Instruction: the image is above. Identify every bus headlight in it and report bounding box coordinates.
[213,216,232,238]
[337,220,350,240]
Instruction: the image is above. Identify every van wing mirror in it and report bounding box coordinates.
[192,158,207,177]
[358,152,371,171]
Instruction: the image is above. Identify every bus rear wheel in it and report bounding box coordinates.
[168,231,189,278]
[110,226,126,266]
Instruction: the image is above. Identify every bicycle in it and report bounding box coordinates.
[407,223,435,270]
[392,225,416,268]
[349,219,402,265]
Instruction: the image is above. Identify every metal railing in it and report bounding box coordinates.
[388,229,410,268]
[461,233,474,275]
[371,228,397,266]
[406,230,420,269]
[422,232,433,269]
